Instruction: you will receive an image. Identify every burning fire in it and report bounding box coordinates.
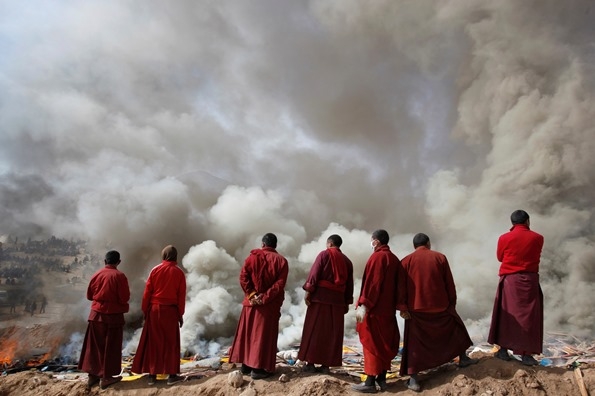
[0,325,61,369]
[0,338,19,366]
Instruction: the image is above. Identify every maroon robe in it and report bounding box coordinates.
[356,245,402,376]
[298,248,354,367]
[132,255,187,375]
[78,265,130,378]
[488,273,543,354]
[398,247,472,375]
[228,246,289,373]
[488,224,544,355]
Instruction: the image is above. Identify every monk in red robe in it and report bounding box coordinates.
[132,245,187,386]
[352,229,403,394]
[78,250,130,390]
[229,233,289,379]
[298,234,354,373]
[489,210,544,366]
[399,233,477,392]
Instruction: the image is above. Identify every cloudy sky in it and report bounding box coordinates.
[1,1,594,355]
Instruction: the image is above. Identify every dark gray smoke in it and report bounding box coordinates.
[1,0,594,354]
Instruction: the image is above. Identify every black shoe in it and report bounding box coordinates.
[87,374,100,388]
[302,364,316,373]
[240,364,253,375]
[376,380,388,391]
[147,374,157,386]
[317,366,330,374]
[406,378,421,392]
[167,374,184,385]
[250,369,273,379]
[459,355,479,368]
[521,355,538,366]
[495,348,511,361]
[100,376,122,390]
[351,383,377,393]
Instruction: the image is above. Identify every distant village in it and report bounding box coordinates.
[0,236,100,318]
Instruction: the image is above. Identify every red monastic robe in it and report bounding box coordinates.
[228,247,289,373]
[356,245,402,376]
[78,265,130,378]
[488,224,544,355]
[398,247,473,375]
[298,247,354,367]
[132,261,186,375]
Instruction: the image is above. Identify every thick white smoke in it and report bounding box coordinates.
[1,0,594,356]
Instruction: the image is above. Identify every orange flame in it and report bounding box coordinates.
[0,338,19,366]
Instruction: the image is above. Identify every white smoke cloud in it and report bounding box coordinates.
[207,186,307,258]
[1,0,594,357]
[181,240,242,352]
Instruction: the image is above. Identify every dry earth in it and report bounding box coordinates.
[0,349,593,396]
[0,288,593,396]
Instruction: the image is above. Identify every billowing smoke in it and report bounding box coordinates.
[1,0,594,356]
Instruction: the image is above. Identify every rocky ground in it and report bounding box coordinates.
[0,353,593,396]
[0,319,593,396]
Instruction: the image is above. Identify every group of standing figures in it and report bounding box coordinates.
[78,245,186,389]
[77,209,544,393]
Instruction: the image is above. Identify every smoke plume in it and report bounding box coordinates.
[1,0,594,355]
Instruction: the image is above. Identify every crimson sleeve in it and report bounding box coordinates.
[443,257,457,306]
[358,256,383,309]
[239,257,256,296]
[118,274,131,312]
[303,252,324,293]
[396,259,408,311]
[261,260,288,305]
[344,258,354,305]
